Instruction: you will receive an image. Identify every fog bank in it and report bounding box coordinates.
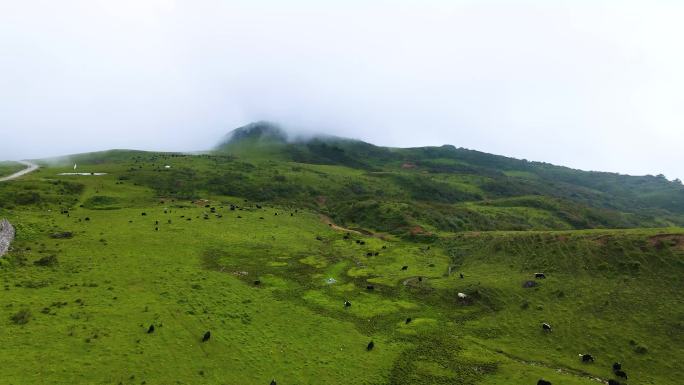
[1,1,683,179]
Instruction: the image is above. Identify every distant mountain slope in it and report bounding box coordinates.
[209,122,684,233]
[5,122,682,234]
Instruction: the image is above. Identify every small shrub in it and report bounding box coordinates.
[10,308,31,325]
[14,192,41,205]
[50,232,73,239]
[34,255,58,267]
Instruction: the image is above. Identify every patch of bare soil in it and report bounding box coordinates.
[319,215,362,235]
[318,215,389,240]
[593,235,611,246]
[648,234,684,251]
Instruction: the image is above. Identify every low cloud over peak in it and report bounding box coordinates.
[1,1,683,180]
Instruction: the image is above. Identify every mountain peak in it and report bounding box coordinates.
[221,121,288,146]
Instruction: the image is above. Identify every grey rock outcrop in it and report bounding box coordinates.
[0,219,15,256]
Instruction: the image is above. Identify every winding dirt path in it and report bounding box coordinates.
[319,214,390,240]
[0,160,39,182]
[319,214,363,235]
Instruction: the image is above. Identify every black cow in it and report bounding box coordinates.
[254,280,261,286]
[542,323,552,331]
[344,300,352,308]
[405,318,412,324]
[142,212,147,216]
[155,220,159,225]
[374,252,379,256]
[366,285,374,290]
[608,380,622,385]
[202,331,211,342]
[535,273,546,279]
[401,266,408,270]
[270,380,276,385]
[147,324,155,334]
[612,362,622,371]
[614,370,627,379]
[579,354,594,362]
[459,273,464,279]
[537,380,552,385]
[367,341,374,351]
[155,227,158,231]
[366,252,373,257]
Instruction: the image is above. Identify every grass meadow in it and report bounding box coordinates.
[0,156,682,384]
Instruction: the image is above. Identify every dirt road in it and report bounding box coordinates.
[0,160,39,182]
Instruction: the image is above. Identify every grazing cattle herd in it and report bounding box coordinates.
[62,202,635,385]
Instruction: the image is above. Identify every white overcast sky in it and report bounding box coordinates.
[0,0,682,179]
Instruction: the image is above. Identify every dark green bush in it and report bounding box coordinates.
[10,309,31,325]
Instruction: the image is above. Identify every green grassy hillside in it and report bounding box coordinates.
[214,122,684,233]
[0,124,682,384]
